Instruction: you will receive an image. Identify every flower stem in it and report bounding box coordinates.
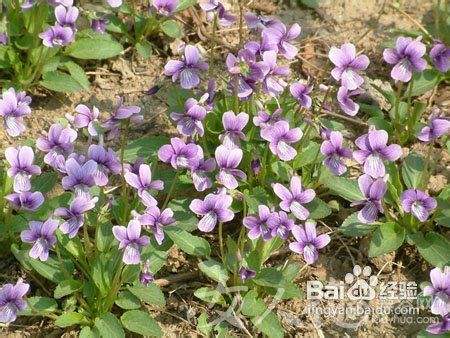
[119,120,130,223]
[163,171,179,209]
[218,222,224,260]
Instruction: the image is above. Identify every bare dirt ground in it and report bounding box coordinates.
[1,0,449,337]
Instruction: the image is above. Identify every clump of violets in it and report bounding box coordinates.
[88,145,121,186]
[158,137,200,170]
[353,128,402,178]
[401,189,437,222]
[5,146,41,192]
[20,219,59,261]
[199,0,236,27]
[351,175,387,223]
[417,114,450,143]
[260,50,290,96]
[320,131,352,176]
[0,88,32,137]
[152,0,178,16]
[383,36,427,82]
[36,123,77,168]
[219,111,249,148]
[189,192,234,232]
[113,220,150,265]
[262,22,301,60]
[328,43,369,90]
[61,158,97,192]
[270,211,296,240]
[0,279,29,324]
[39,24,74,47]
[423,267,450,317]
[429,41,450,73]
[215,145,246,189]
[261,120,302,161]
[272,176,315,220]
[164,45,209,89]
[289,221,330,264]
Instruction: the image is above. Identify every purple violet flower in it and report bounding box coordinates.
[189,192,234,232]
[0,33,8,45]
[0,279,29,324]
[103,97,142,140]
[328,43,369,90]
[170,96,209,137]
[21,0,36,11]
[400,189,437,222]
[5,146,41,192]
[253,109,282,128]
[139,260,154,286]
[430,41,450,73]
[113,220,150,265]
[260,51,290,96]
[244,12,279,31]
[273,176,315,220]
[158,137,200,170]
[289,221,330,264]
[200,0,236,27]
[243,205,276,241]
[164,45,208,89]
[61,158,97,192]
[239,267,256,281]
[87,145,121,186]
[36,123,77,167]
[55,194,98,238]
[135,206,175,244]
[5,191,44,212]
[66,104,100,137]
[48,0,73,6]
[91,18,108,33]
[107,0,122,7]
[351,174,387,224]
[0,88,32,137]
[337,86,363,116]
[39,24,74,47]
[383,36,427,82]
[190,147,216,192]
[417,116,450,142]
[20,219,59,261]
[262,22,301,59]
[215,145,246,189]
[152,0,178,16]
[124,164,164,201]
[55,5,78,29]
[269,211,295,240]
[290,81,313,109]
[426,315,450,335]
[423,267,450,316]
[219,111,249,148]
[320,131,352,176]
[353,128,402,178]
[260,120,302,161]
[251,158,261,176]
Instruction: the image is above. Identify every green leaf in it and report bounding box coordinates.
[121,310,162,337]
[198,259,229,284]
[271,161,292,182]
[252,311,284,338]
[28,256,74,283]
[410,232,450,267]
[167,199,197,231]
[402,152,425,189]
[123,136,169,162]
[79,326,100,338]
[165,226,211,256]
[176,0,197,11]
[368,222,405,257]
[115,290,141,310]
[298,0,319,8]
[292,142,321,169]
[67,35,123,60]
[94,313,125,338]
[161,20,183,38]
[54,279,82,299]
[21,297,58,316]
[194,287,226,305]
[407,69,441,96]
[197,312,212,336]
[63,61,90,89]
[306,198,332,219]
[320,173,363,202]
[241,290,266,317]
[40,71,85,92]
[244,187,271,214]
[135,40,153,59]
[55,312,87,328]
[30,172,58,193]
[253,267,285,288]
[127,284,166,307]
[340,212,374,237]
[96,222,114,252]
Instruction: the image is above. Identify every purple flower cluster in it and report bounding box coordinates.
[328,43,369,116]
[0,279,29,324]
[40,3,79,47]
[199,0,236,27]
[0,88,32,137]
[424,267,450,335]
